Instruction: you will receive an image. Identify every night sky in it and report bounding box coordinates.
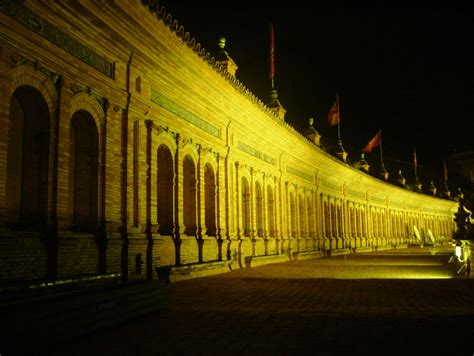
[160,3,473,171]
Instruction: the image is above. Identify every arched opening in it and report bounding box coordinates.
[157,145,174,235]
[307,196,314,237]
[255,182,263,237]
[183,155,196,236]
[290,192,296,237]
[241,177,250,236]
[204,163,216,236]
[323,200,329,238]
[69,110,98,232]
[299,195,305,237]
[6,86,50,228]
[267,186,275,237]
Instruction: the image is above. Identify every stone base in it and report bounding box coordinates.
[244,254,289,268]
[328,248,351,256]
[292,251,324,261]
[376,245,393,251]
[156,261,231,283]
[354,246,373,253]
[394,244,408,249]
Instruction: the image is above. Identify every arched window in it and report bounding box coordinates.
[241,177,250,236]
[290,192,296,237]
[267,186,275,236]
[69,110,98,232]
[183,155,196,236]
[307,196,314,237]
[255,182,263,237]
[7,86,50,228]
[204,163,216,236]
[299,195,305,237]
[157,145,174,235]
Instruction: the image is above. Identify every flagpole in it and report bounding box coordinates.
[269,23,274,90]
[337,94,341,141]
[379,129,384,163]
[413,147,417,178]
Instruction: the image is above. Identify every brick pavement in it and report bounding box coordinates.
[12,246,474,355]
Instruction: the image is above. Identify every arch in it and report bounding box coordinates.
[241,176,250,236]
[200,150,218,175]
[11,65,57,116]
[183,154,197,236]
[180,142,199,166]
[68,110,99,232]
[156,131,177,159]
[70,93,104,129]
[204,163,216,236]
[6,85,51,227]
[157,144,174,235]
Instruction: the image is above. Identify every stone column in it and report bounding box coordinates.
[0,56,13,225]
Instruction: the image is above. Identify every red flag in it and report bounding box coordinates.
[327,96,340,127]
[269,23,274,81]
[363,130,381,153]
[443,160,448,183]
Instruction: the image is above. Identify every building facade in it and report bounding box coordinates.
[0,1,457,285]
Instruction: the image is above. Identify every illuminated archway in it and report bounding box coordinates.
[183,155,197,236]
[157,145,174,235]
[7,86,50,228]
[69,110,98,232]
[204,163,216,236]
[241,177,250,236]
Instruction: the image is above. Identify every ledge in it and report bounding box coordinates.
[292,251,325,261]
[328,248,351,256]
[376,245,394,251]
[244,254,289,268]
[354,246,374,253]
[395,244,408,249]
[156,260,231,283]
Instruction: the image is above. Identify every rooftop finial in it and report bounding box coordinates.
[215,37,238,76]
[218,37,226,49]
[304,117,321,146]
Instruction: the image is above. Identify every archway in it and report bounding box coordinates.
[6,86,50,228]
[267,186,275,236]
[204,163,216,236]
[241,177,250,236]
[69,110,98,232]
[255,182,263,237]
[157,145,174,235]
[183,155,196,236]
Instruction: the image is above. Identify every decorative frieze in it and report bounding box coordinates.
[11,54,62,88]
[320,178,341,192]
[286,166,312,182]
[71,84,107,110]
[347,188,366,200]
[370,194,386,204]
[237,141,276,166]
[0,0,114,78]
[151,89,221,138]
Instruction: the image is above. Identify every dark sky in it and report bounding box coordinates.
[160,3,473,169]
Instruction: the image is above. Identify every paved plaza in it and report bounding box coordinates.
[11,246,474,355]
